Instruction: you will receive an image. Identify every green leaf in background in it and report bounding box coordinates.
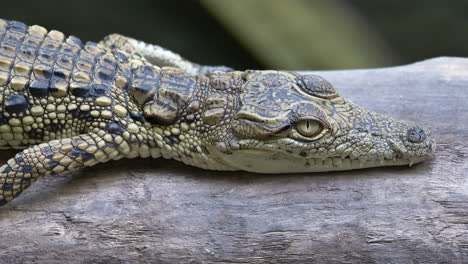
[200,0,399,70]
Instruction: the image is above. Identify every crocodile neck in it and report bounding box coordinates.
[127,68,242,170]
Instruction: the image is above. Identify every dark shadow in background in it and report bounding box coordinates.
[0,0,467,70]
[352,0,468,64]
[0,0,262,70]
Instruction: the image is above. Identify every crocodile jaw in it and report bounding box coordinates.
[213,144,435,173]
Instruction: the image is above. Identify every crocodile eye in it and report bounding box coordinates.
[296,120,323,137]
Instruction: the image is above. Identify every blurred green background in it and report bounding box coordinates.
[1,0,467,70]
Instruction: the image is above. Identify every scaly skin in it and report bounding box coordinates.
[0,20,435,206]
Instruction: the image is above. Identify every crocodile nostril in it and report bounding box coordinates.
[407,127,426,143]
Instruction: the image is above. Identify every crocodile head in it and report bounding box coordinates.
[207,70,435,173]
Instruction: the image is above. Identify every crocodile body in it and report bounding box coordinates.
[0,19,435,206]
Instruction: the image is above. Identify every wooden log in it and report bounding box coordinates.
[0,57,466,263]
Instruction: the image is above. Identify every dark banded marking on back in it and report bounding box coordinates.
[48,34,83,98]
[0,19,130,106]
[85,41,107,97]
[91,50,118,97]
[0,20,29,88]
[31,28,65,99]
[0,20,30,118]
[11,25,48,93]
[5,94,27,114]
[69,41,109,98]
[22,25,49,97]
[129,64,162,105]
[29,79,48,97]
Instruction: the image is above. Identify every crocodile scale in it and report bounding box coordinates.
[0,19,435,206]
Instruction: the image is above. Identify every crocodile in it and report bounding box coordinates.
[0,19,435,206]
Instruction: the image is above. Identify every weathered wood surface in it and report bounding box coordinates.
[0,57,466,264]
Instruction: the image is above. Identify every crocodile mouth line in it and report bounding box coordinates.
[302,155,428,171]
[217,148,432,173]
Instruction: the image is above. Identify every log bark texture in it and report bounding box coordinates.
[0,57,466,264]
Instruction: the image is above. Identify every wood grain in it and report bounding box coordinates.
[0,57,466,263]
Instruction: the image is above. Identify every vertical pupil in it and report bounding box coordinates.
[306,120,310,130]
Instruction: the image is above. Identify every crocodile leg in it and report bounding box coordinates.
[0,132,120,205]
[99,34,233,75]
